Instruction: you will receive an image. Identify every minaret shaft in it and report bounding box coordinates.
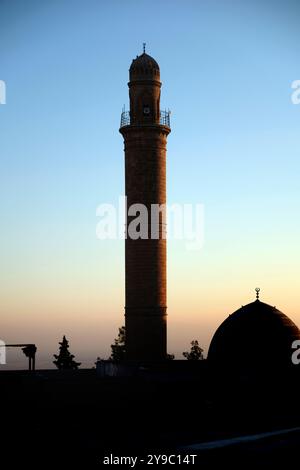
[119,52,170,361]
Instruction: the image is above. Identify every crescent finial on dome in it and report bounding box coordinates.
[255,287,261,300]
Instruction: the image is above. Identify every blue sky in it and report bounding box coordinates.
[1,0,300,368]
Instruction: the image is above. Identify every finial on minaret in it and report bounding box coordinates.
[143,42,146,53]
[255,287,260,300]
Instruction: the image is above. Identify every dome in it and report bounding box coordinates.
[129,53,160,81]
[208,298,300,371]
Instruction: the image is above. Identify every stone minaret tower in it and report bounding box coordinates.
[119,48,171,361]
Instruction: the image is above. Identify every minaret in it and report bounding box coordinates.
[119,47,171,361]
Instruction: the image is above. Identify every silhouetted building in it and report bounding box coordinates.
[119,48,171,361]
[208,291,300,375]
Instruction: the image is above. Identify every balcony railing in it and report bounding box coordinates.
[120,110,171,128]
[160,110,171,127]
[120,111,130,127]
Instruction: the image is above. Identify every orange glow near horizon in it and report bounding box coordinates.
[1,238,300,369]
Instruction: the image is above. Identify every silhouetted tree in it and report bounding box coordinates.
[183,340,204,360]
[110,326,126,361]
[53,335,81,369]
[167,353,175,360]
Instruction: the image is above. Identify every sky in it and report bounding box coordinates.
[1,0,300,369]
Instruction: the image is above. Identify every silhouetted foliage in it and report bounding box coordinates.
[183,340,204,360]
[53,335,81,369]
[167,353,175,360]
[110,326,126,361]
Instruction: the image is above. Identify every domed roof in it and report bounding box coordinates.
[129,52,160,81]
[208,297,300,371]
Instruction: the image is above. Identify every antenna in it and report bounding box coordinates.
[143,42,146,54]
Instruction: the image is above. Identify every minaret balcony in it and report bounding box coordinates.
[120,110,171,128]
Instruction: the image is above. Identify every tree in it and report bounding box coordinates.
[110,326,126,361]
[53,335,81,369]
[182,340,204,360]
[167,353,175,360]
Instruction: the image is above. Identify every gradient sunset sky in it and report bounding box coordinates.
[1,0,300,368]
